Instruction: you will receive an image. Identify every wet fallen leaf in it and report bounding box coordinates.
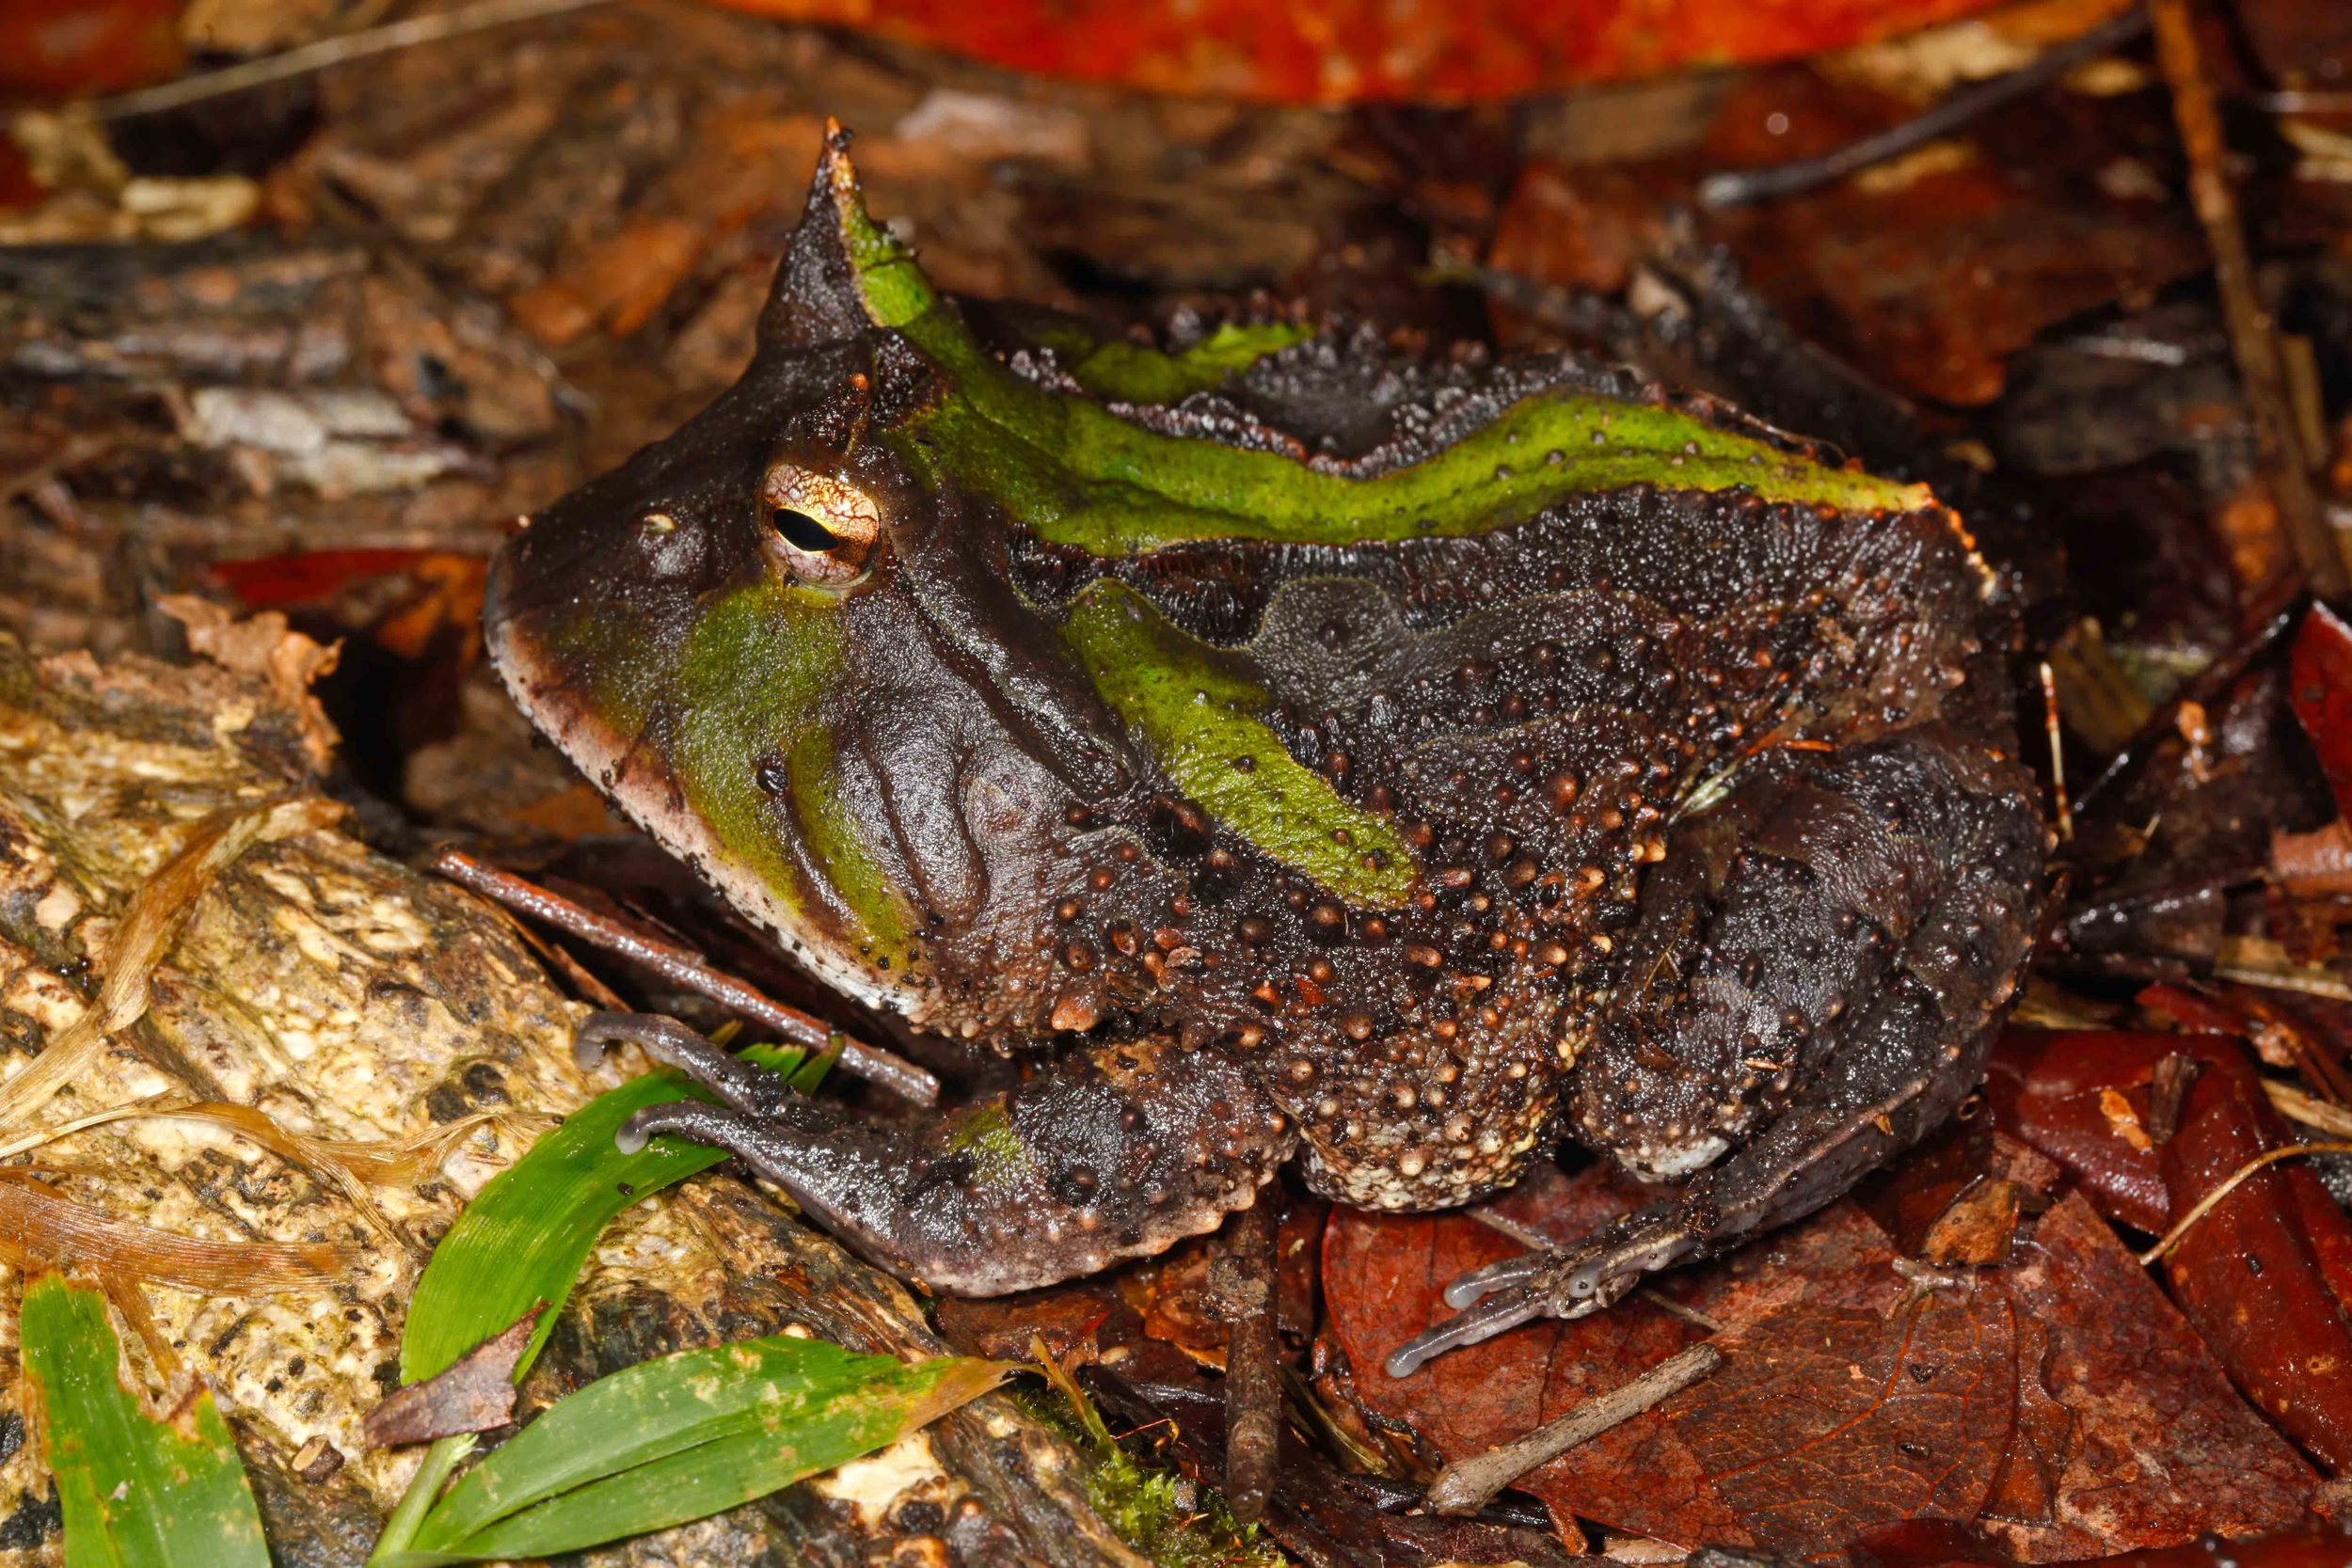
[1674,1285,2063,1556]
[2290,600,2352,822]
[1326,1148,2315,1558]
[1990,1195,2318,1558]
[705,0,2008,103]
[1988,1027,2352,1377]
[2156,1057,2352,1471]
[362,1307,542,1449]
[1698,64,2203,405]
[1707,1521,2352,1568]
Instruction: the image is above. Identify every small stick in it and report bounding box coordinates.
[2146,1051,2202,1144]
[1426,1342,1723,1515]
[1218,1201,1281,1526]
[89,0,614,121]
[432,849,939,1106]
[2138,1141,2352,1265]
[2040,661,2074,842]
[2268,1081,2352,1138]
[1697,8,2150,209]
[2148,0,2344,593]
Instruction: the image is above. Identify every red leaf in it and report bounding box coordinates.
[2289,601,2352,823]
[1849,1521,2352,1568]
[1324,1151,2315,1558]
[1984,1028,2187,1233]
[1672,1288,2058,1556]
[1990,1194,2315,1558]
[0,0,181,102]
[212,549,440,609]
[1990,1025,2352,1293]
[702,0,2005,103]
[2158,1064,2352,1472]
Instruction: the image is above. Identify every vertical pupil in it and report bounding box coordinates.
[770,507,838,551]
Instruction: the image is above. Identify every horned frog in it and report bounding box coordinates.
[485,128,2043,1374]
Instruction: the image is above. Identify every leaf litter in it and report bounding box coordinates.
[9,0,2352,1563]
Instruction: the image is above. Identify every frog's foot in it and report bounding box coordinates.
[1385,1206,1692,1373]
[578,1013,1295,1295]
[1386,727,2044,1377]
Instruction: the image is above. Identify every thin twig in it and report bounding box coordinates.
[91,0,614,121]
[431,850,939,1106]
[2268,1081,2352,1137]
[2212,958,2352,1004]
[2148,0,2345,593]
[2041,661,2074,842]
[2137,1141,2352,1265]
[1219,1201,1281,1527]
[1426,1342,1723,1515]
[1697,8,2150,209]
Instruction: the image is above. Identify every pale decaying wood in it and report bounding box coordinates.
[0,630,1134,1566]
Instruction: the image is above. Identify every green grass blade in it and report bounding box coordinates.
[385,1337,1005,1564]
[399,1042,824,1387]
[21,1275,269,1568]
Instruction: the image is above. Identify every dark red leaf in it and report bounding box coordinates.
[1985,1028,2182,1233]
[1845,1522,2352,1568]
[1325,1150,2316,1558]
[2158,1062,2352,1472]
[212,549,437,609]
[703,0,2006,103]
[2289,601,2352,823]
[1990,1194,2315,1559]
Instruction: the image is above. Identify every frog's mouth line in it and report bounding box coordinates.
[482,559,918,1029]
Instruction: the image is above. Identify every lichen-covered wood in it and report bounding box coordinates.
[0,627,1136,1566]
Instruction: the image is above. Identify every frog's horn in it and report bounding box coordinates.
[759,121,939,348]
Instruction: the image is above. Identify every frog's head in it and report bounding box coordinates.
[485,125,1134,1022]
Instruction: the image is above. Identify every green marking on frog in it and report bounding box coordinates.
[1066,321,1313,404]
[823,150,1932,560]
[673,583,910,962]
[946,1102,1033,1189]
[1015,315,1312,404]
[1064,579,1418,909]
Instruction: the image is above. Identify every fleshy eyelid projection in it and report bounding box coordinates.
[758,463,885,588]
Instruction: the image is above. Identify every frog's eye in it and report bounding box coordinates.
[757,463,882,588]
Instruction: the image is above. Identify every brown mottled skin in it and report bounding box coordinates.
[487,136,2047,1373]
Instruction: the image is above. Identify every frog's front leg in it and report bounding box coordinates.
[1387,728,2043,1375]
[578,1014,1294,1294]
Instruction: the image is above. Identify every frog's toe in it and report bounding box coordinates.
[1385,1289,1549,1377]
[1439,1250,1547,1308]
[574,1010,801,1118]
[615,1099,815,1158]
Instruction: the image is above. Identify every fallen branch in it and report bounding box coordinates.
[1426,1341,1723,1515]
[431,850,938,1106]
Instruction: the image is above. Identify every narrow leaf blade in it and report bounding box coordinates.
[413,1337,891,1543]
[21,1275,270,1568]
[413,1338,1006,1560]
[400,1044,811,1386]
